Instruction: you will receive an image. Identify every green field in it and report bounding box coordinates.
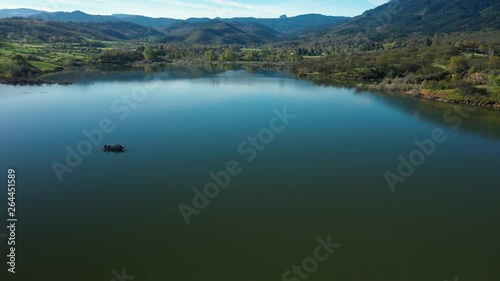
[29,61,62,72]
[0,40,136,76]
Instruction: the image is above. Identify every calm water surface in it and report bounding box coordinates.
[1,68,500,281]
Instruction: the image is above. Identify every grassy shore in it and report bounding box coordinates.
[290,33,500,109]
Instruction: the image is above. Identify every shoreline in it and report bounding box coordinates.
[296,73,500,111]
[354,82,500,110]
[3,63,499,110]
[408,90,500,110]
[358,84,500,110]
[0,77,72,86]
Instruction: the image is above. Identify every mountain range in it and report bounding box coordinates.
[0,9,349,34]
[1,0,500,46]
[0,9,349,45]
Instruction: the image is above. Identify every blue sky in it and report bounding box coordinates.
[0,0,389,19]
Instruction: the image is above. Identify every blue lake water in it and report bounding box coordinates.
[1,67,500,281]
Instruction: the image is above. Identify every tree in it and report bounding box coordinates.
[99,50,144,64]
[11,54,27,65]
[205,50,216,62]
[143,47,162,62]
[244,51,260,61]
[493,76,500,86]
[454,41,464,49]
[478,44,489,54]
[488,56,500,69]
[449,56,469,74]
[221,49,237,62]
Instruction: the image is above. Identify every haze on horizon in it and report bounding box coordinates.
[0,0,389,19]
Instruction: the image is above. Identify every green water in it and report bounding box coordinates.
[1,67,500,281]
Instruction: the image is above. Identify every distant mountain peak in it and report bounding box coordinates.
[0,8,43,18]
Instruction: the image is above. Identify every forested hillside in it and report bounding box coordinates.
[332,0,500,41]
[160,20,280,45]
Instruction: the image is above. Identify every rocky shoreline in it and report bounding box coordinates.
[297,72,500,111]
[408,91,500,110]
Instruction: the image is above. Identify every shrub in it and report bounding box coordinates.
[449,56,469,74]
[494,76,500,86]
[99,50,144,64]
[488,56,500,69]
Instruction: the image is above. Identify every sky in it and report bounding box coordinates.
[0,0,390,19]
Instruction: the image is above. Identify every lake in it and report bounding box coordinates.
[1,67,500,281]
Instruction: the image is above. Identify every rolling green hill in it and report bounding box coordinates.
[160,20,279,45]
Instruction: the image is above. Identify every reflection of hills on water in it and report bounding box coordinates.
[367,90,500,141]
[43,64,291,84]
[44,66,500,140]
[309,78,500,140]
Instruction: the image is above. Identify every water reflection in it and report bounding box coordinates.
[306,78,500,139]
[1,66,500,281]
[41,65,500,140]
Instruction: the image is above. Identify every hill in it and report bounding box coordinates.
[0,8,42,18]
[221,14,350,34]
[112,14,181,28]
[0,18,163,42]
[160,20,278,45]
[90,21,164,39]
[334,0,500,40]
[31,11,117,22]
[229,21,281,40]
